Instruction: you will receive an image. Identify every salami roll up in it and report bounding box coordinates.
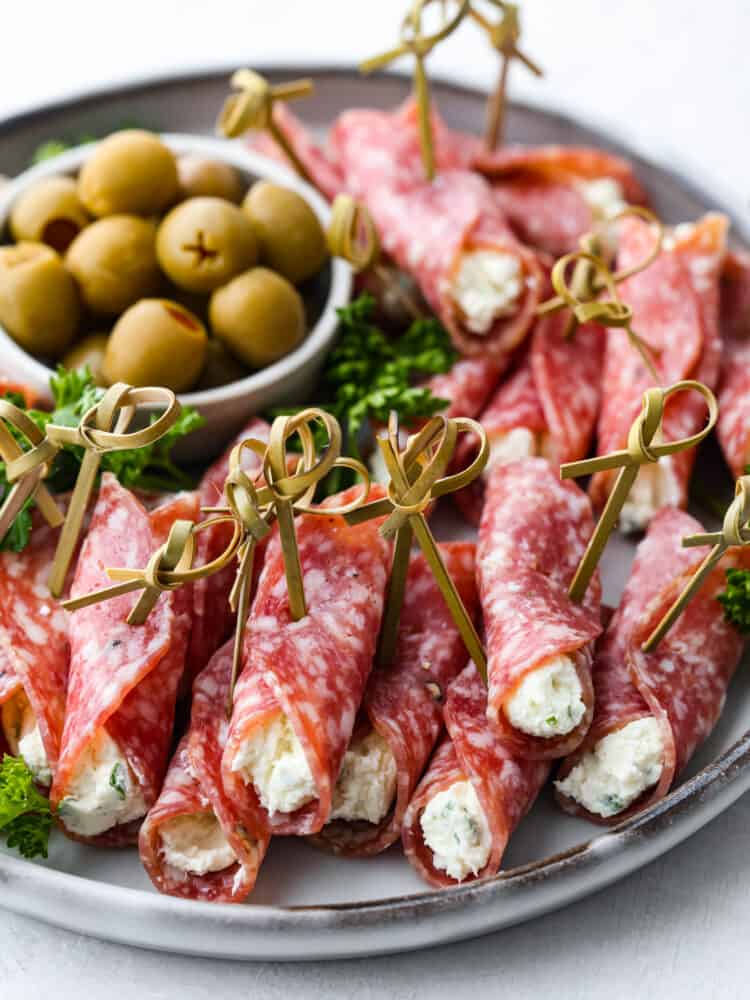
[555,508,746,824]
[402,663,549,888]
[330,103,542,361]
[591,213,727,530]
[314,542,477,856]
[478,458,602,759]
[51,476,190,845]
[455,312,603,525]
[139,640,270,902]
[0,512,71,788]
[221,486,390,836]
[473,145,647,258]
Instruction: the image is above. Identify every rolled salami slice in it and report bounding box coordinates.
[555,507,746,824]
[139,640,270,902]
[718,250,750,478]
[221,486,390,836]
[330,100,541,360]
[425,355,506,422]
[402,663,549,887]
[313,542,478,856]
[473,145,647,257]
[478,458,602,759]
[185,417,270,689]
[329,97,480,198]
[455,312,604,525]
[51,475,186,845]
[0,511,71,788]
[363,170,542,360]
[591,212,727,531]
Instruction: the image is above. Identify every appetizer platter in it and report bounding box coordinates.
[1,1,750,962]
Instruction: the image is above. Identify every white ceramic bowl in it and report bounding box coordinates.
[0,134,352,459]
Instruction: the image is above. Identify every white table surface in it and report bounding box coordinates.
[2,1,749,995]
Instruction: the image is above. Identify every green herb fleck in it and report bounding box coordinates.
[602,794,624,814]
[718,567,750,634]
[0,755,53,859]
[545,715,558,727]
[109,763,127,801]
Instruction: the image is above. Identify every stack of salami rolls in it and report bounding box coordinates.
[2,94,749,902]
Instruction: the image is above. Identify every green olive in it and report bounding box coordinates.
[242,181,327,284]
[0,242,80,358]
[78,130,179,218]
[156,197,259,294]
[197,338,249,389]
[65,215,161,314]
[209,267,305,369]
[177,155,245,204]
[10,177,90,253]
[103,299,207,392]
[61,333,110,385]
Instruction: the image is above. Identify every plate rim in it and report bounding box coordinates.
[1,61,749,959]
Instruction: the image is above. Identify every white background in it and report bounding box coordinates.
[2,1,750,996]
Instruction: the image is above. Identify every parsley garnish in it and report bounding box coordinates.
[109,763,127,801]
[545,715,558,727]
[270,294,456,496]
[718,567,750,634]
[0,755,53,860]
[0,366,204,552]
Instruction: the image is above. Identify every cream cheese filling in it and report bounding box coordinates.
[57,730,147,838]
[330,729,398,824]
[160,812,237,875]
[1,692,52,786]
[231,713,317,817]
[505,655,586,738]
[451,250,522,335]
[619,459,682,534]
[420,780,492,882]
[555,717,665,817]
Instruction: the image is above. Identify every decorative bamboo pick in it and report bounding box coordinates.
[468,2,543,150]
[360,0,470,180]
[642,476,750,652]
[217,69,315,184]
[0,384,180,596]
[345,410,489,680]
[561,380,718,605]
[537,206,664,377]
[0,400,64,540]
[326,193,425,320]
[64,408,372,716]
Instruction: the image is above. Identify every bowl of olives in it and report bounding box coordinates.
[0,130,352,457]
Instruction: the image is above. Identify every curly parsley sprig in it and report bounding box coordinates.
[0,366,204,552]
[270,294,456,495]
[0,755,53,860]
[718,567,750,634]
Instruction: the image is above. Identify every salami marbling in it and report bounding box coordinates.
[473,145,647,257]
[51,475,186,845]
[220,485,390,836]
[185,418,270,690]
[0,510,71,785]
[139,640,270,901]
[314,542,478,856]
[455,312,603,525]
[402,663,549,887]
[591,213,727,522]
[718,249,750,478]
[556,507,746,825]
[478,458,602,759]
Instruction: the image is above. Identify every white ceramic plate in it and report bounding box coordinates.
[0,65,749,962]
